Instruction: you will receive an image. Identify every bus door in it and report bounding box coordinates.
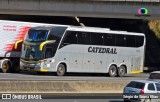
[43,44,57,70]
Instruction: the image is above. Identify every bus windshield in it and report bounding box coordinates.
[21,45,43,60]
[25,30,49,42]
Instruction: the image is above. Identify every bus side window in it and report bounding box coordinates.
[45,47,53,58]
[126,35,136,47]
[136,36,144,47]
[63,31,77,45]
[48,27,67,43]
[78,32,90,45]
[104,33,115,46]
[116,34,126,47]
[91,33,103,45]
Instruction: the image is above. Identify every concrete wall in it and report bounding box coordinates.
[0,81,129,93]
[0,0,159,19]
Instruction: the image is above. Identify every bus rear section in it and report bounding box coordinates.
[20,26,145,77]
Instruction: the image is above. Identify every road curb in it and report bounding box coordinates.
[0,81,129,93]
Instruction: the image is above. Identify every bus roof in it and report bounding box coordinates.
[30,25,69,30]
[29,25,145,36]
[67,26,145,36]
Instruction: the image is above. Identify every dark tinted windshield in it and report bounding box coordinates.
[25,30,48,42]
[149,73,160,79]
[126,81,145,89]
[21,45,43,60]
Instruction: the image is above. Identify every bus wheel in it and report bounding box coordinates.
[118,65,126,77]
[57,64,66,76]
[108,65,117,77]
[2,60,11,73]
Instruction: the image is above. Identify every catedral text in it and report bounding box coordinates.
[88,46,117,54]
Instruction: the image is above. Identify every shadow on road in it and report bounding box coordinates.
[7,71,142,78]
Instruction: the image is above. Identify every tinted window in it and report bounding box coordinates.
[26,30,48,42]
[23,45,43,60]
[136,36,144,47]
[155,83,160,91]
[104,33,115,46]
[126,81,145,89]
[148,83,155,91]
[149,73,160,79]
[63,31,77,44]
[78,32,90,45]
[116,34,126,47]
[48,27,67,42]
[91,33,103,45]
[126,35,136,47]
[45,47,53,58]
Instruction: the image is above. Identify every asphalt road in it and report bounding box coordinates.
[0,99,124,102]
[0,71,149,81]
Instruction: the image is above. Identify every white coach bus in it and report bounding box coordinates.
[20,25,145,77]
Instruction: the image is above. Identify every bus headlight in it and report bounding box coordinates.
[35,63,41,69]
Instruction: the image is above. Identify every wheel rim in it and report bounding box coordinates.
[58,66,64,75]
[3,63,9,70]
[111,68,116,75]
[119,67,125,75]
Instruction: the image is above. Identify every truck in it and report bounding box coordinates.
[0,20,57,73]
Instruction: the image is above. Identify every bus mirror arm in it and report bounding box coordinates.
[14,40,23,49]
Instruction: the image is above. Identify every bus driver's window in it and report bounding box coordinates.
[45,47,53,58]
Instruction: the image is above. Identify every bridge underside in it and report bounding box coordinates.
[0,0,159,19]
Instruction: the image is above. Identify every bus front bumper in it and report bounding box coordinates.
[20,61,48,72]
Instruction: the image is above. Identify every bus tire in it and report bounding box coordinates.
[57,64,66,76]
[118,65,126,77]
[108,65,117,77]
[2,60,11,73]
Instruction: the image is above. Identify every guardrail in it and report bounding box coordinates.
[93,0,160,2]
[6,0,160,3]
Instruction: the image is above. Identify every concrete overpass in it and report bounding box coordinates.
[0,0,159,19]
